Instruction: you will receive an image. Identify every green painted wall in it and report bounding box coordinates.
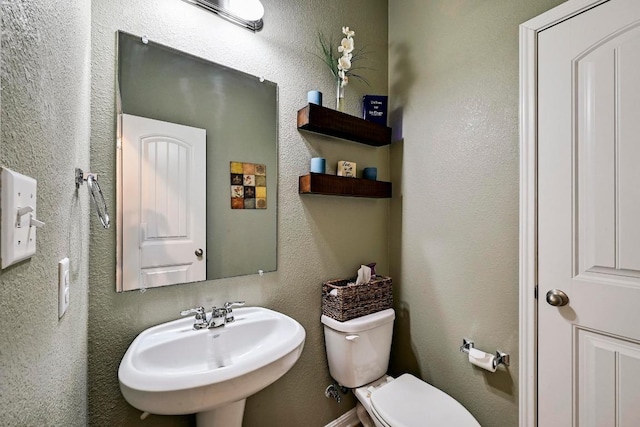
[0,0,91,424]
[388,1,565,426]
[89,0,389,425]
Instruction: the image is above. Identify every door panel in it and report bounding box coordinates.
[578,329,640,427]
[616,35,640,271]
[578,25,640,277]
[140,264,190,288]
[538,0,640,425]
[141,136,189,240]
[577,45,616,272]
[121,114,206,291]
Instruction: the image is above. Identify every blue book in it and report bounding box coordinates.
[363,95,388,126]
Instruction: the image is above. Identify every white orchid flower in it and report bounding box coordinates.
[316,25,369,93]
[337,54,352,71]
[342,26,355,38]
[338,37,354,54]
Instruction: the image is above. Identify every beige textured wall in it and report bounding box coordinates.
[388,1,564,426]
[0,0,91,425]
[89,0,389,426]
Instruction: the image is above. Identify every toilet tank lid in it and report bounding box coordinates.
[321,308,395,333]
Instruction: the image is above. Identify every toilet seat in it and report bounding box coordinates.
[369,403,392,427]
[369,374,480,427]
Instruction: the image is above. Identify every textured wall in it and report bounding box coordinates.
[0,0,91,425]
[89,0,389,426]
[388,1,564,426]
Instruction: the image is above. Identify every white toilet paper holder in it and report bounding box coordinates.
[460,338,510,369]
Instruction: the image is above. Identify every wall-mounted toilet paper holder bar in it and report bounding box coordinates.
[460,338,510,370]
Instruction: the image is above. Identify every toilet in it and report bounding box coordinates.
[321,308,480,427]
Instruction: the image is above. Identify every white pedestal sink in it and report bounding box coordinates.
[118,307,306,426]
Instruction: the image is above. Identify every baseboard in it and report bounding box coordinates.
[324,407,360,427]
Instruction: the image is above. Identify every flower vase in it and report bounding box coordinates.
[336,83,345,112]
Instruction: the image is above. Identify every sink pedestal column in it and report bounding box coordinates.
[196,399,246,427]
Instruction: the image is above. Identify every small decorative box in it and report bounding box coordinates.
[337,160,356,177]
[363,95,388,126]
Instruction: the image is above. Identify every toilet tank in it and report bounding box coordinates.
[321,308,395,388]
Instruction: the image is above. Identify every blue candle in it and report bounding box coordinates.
[307,90,322,106]
[363,167,377,180]
[310,157,326,174]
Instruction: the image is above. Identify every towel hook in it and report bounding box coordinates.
[75,168,110,229]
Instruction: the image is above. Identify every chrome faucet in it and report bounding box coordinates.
[181,301,246,330]
[208,307,227,328]
[208,301,246,328]
[180,306,208,330]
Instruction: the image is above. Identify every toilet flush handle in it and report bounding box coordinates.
[345,335,360,341]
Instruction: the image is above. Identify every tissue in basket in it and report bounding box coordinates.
[322,276,393,322]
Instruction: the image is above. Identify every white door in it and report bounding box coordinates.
[121,114,206,291]
[538,0,640,425]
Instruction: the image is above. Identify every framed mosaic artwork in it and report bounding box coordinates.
[230,161,267,209]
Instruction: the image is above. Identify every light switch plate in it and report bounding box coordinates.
[1,167,39,269]
[58,257,70,318]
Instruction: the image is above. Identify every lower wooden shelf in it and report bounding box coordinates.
[299,173,392,198]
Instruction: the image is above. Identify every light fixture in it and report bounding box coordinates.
[184,0,265,32]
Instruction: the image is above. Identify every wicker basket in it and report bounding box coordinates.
[322,276,393,322]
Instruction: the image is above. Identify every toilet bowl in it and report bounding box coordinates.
[321,309,480,427]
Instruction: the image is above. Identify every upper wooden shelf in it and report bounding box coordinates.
[297,103,392,147]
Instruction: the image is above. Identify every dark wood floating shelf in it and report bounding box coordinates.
[297,103,392,147]
[299,173,392,198]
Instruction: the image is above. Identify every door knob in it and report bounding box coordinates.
[195,248,203,257]
[546,289,569,306]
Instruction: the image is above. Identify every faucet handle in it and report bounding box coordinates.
[180,306,207,329]
[223,301,245,322]
[224,301,245,310]
[180,306,205,317]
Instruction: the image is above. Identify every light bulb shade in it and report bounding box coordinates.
[185,0,265,32]
[228,0,264,22]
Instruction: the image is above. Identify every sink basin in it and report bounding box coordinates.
[118,306,305,423]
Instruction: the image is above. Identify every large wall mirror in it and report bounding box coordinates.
[116,31,278,292]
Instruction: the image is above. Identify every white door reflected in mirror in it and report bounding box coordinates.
[121,114,206,291]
